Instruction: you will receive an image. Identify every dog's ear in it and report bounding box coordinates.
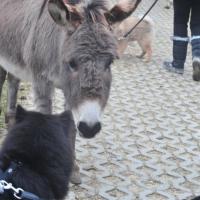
[59,111,76,135]
[59,111,71,122]
[59,111,75,126]
[15,105,27,122]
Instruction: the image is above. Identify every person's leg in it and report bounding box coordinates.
[163,0,191,74]
[190,0,200,81]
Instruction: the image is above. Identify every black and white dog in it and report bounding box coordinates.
[0,105,75,200]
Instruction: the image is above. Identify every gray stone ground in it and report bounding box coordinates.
[1,0,200,199]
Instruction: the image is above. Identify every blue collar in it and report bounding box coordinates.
[0,161,44,200]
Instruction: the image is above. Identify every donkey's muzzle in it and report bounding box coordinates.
[78,121,101,138]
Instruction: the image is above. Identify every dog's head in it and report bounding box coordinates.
[3,105,74,163]
[15,105,73,126]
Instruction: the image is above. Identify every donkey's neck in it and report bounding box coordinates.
[0,0,68,84]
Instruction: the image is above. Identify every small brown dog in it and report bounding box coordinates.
[114,15,154,62]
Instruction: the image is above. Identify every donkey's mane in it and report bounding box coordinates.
[82,0,108,24]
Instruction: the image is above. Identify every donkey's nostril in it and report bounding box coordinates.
[78,121,101,138]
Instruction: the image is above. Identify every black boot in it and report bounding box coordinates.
[163,39,188,74]
[191,37,200,81]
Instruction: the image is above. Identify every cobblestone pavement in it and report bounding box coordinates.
[1,0,200,200]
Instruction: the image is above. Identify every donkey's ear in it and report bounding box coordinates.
[48,0,82,26]
[15,105,27,122]
[105,0,141,24]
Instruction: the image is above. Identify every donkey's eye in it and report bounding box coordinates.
[69,59,78,72]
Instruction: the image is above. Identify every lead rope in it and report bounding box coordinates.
[38,0,48,19]
[0,180,24,199]
[122,0,159,39]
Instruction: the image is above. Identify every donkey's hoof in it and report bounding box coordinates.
[70,170,81,184]
[164,5,170,9]
[70,162,81,184]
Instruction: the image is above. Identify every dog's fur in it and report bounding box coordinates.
[0,105,74,200]
[115,15,154,62]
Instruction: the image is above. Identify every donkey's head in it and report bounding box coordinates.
[48,0,141,138]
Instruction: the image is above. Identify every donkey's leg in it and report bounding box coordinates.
[64,94,81,184]
[0,67,7,114]
[69,130,81,184]
[5,73,20,126]
[33,79,54,114]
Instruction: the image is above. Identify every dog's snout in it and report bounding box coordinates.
[78,121,101,139]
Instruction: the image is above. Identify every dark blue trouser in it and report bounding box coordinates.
[172,0,200,68]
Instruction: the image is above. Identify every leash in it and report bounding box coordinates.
[0,162,44,200]
[123,0,159,38]
[0,180,44,200]
[38,0,48,19]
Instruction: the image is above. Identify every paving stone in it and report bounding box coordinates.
[1,0,200,199]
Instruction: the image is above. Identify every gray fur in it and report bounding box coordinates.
[0,0,116,113]
[0,0,140,184]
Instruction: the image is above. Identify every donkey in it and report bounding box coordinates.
[0,0,141,183]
